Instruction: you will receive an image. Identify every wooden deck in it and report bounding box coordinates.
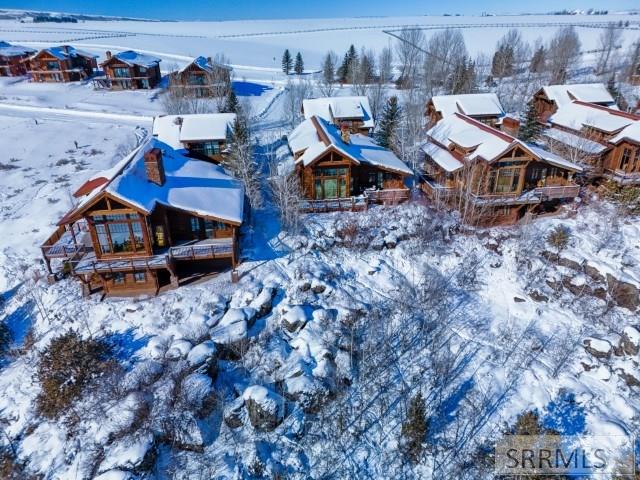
[603,169,640,186]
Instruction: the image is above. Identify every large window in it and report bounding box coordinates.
[488,167,521,194]
[188,74,206,85]
[46,61,59,71]
[113,67,130,78]
[92,213,146,255]
[313,167,348,199]
[190,141,221,157]
[204,219,228,238]
[621,148,632,170]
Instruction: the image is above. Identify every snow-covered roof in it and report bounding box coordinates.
[302,96,374,128]
[549,101,634,134]
[543,127,609,155]
[288,116,412,176]
[542,83,615,107]
[105,50,161,68]
[152,113,236,149]
[180,56,232,73]
[65,138,244,225]
[427,113,582,171]
[421,143,463,172]
[0,42,35,57]
[610,121,640,145]
[36,45,96,60]
[431,93,504,118]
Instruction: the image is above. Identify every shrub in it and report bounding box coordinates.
[36,331,112,419]
[546,225,571,255]
[600,181,640,216]
[400,392,429,464]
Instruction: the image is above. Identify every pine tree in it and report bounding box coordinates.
[530,45,546,73]
[519,99,542,143]
[375,96,401,153]
[321,52,335,83]
[222,89,239,114]
[294,52,304,75]
[607,74,620,103]
[337,44,357,83]
[282,49,292,75]
[400,392,428,464]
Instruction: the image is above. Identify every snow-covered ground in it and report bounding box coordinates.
[0,12,639,480]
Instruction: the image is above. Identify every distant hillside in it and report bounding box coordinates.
[0,8,160,22]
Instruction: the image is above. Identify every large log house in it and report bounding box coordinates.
[0,41,36,76]
[302,96,375,135]
[26,45,97,82]
[41,138,244,296]
[287,115,412,211]
[169,56,232,97]
[98,50,162,90]
[421,113,583,225]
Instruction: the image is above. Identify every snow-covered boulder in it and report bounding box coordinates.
[166,339,193,360]
[281,305,311,333]
[285,374,330,413]
[242,386,285,431]
[584,338,613,360]
[606,274,639,311]
[619,326,640,356]
[211,307,256,345]
[180,373,214,412]
[98,434,154,473]
[249,286,276,317]
[121,360,164,391]
[187,340,217,367]
[223,396,245,429]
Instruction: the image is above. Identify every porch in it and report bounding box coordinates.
[603,169,640,186]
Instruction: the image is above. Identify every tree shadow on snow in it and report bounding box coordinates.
[103,328,152,366]
[232,80,272,97]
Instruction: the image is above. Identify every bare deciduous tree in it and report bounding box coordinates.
[547,26,581,84]
[596,24,623,75]
[395,27,425,89]
[282,77,315,129]
[423,28,467,96]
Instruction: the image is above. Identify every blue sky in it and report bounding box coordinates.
[0,0,635,20]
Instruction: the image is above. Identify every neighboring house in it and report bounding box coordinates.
[287,115,412,211]
[98,50,162,90]
[41,138,244,296]
[426,93,506,128]
[0,41,36,76]
[27,45,97,82]
[152,113,236,163]
[302,96,374,135]
[421,113,582,225]
[542,100,640,184]
[533,83,616,123]
[169,56,232,97]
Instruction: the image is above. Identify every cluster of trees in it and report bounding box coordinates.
[282,49,304,75]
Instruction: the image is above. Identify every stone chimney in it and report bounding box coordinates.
[340,122,351,144]
[206,56,213,66]
[106,50,112,60]
[144,148,165,186]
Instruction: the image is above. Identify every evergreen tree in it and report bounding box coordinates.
[321,52,335,83]
[400,392,428,464]
[607,74,620,103]
[337,44,358,83]
[222,89,239,114]
[530,45,546,73]
[294,52,304,75]
[519,99,542,143]
[375,96,401,153]
[282,49,292,75]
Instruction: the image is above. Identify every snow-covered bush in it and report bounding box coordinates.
[36,331,114,419]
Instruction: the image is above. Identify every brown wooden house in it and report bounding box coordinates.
[97,50,162,90]
[532,83,616,123]
[421,113,583,225]
[287,115,412,211]
[302,96,375,135]
[540,99,640,184]
[0,41,35,76]
[41,138,244,296]
[426,93,506,129]
[27,45,97,82]
[169,56,232,97]
[152,113,236,163]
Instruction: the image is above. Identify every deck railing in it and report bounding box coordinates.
[604,169,640,185]
[170,241,234,260]
[300,196,368,213]
[533,184,581,199]
[364,188,410,204]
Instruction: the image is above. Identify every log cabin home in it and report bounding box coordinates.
[41,138,244,296]
[532,83,616,123]
[426,93,506,129]
[152,113,236,163]
[0,41,36,76]
[541,99,640,185]
[169,56,232,97]
[98,50,162,90]
[286,115,412,211]
[421,113,583,225]
[26,45,97,82]
[302,96,375,135]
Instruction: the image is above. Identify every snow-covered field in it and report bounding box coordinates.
[0,11,639,480]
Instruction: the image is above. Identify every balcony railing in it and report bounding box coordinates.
[364,188,410,204]
[300,196,368,213]
[604,169,640,185]
[533,184,581,199]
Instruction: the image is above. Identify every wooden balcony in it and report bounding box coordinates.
[533,184,581,200]
[300,196,368,213]
[420,180,456,199]
[41,221,91,260]
[603,169,640,186]
[169,238,234,260]
[364,188,410,205]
